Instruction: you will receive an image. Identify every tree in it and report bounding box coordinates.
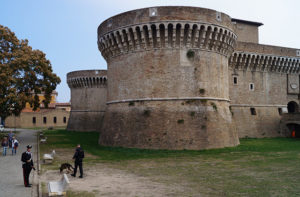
[0,25,61,122]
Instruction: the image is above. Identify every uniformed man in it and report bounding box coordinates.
[71,144,84,178]
[21,145,35,187]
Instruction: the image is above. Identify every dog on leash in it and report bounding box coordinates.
[59,163,74,173]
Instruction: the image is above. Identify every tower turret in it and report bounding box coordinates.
[97,6,239,149]
[67,70,107,131]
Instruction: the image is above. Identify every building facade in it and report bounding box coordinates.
[69,6,300,150]
[5,108,70,128]
[5,91,70,128]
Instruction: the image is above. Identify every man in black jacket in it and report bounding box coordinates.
[71,144,84,178]
[21,145,35,187]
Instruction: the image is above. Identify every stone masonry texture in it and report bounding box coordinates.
[67,6,300,150]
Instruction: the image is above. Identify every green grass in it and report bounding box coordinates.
[40,129,300,196]
[41,129,300,161]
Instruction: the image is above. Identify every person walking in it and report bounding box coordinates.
[8,131,14,148]
[21,145,35,187]
[12,137,19,155]
[71,144,84,178]
[1,137,8,156]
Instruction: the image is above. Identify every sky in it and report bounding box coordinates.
[1,0,299,102]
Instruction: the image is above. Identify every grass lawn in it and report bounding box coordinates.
[40,129,300,196]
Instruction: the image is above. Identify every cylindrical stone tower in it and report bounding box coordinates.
[97,6,240,149]
[67,70,107,132]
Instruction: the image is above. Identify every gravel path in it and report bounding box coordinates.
[0,129,38,197]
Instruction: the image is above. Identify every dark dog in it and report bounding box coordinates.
[59,163,74,173]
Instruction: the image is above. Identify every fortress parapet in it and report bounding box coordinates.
[229,52,300,73]
[97,6,240,150]
[67,75,107,88]
[67,70,107,132]
[98,7,237,60]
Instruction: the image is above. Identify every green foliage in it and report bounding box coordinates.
[177,119,184,124]
[0,25,60,120]
[185,100,195,104]
[128,101,135,106]
[200,99,207,104]
[186,49,195,59]
[201,125,206,129]
[190,111,196,117]
[210,102,217,111]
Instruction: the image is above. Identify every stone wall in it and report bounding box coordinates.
[229,42,300,138]
[98,6,240,150]
[67,70,107,132]
[232,19,262,44]
[63,6,300,149]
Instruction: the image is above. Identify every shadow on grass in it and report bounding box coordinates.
[41,129,300,161]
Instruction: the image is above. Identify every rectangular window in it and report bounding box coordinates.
[249,83,254,91]
[278,108,283,115]
[43,117,47,124]
[53,117,57,124]
[63,117,67,123]
[250,108,256,115]
[32,117,36,124]
[233,76,238,85]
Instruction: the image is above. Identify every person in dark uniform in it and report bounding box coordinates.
[21,145,35,187]
[71,144,84,178]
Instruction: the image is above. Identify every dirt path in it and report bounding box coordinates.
[40,163,182,197]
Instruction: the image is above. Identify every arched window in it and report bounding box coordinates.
[287,101,299,113]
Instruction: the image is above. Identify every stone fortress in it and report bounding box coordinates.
[67,6,300,150]
[67,70,107,132]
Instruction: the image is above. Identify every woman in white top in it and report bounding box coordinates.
[11,137,19,155]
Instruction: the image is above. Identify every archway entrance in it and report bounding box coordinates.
[287,101,299,113]
[286,123,300,138]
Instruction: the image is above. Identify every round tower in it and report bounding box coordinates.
[67,70,107,132]
[97,6,239,149]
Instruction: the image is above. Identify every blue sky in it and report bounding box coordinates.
[1,0,299,102]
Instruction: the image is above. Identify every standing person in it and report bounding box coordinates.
[12,137,19,155]
[21,145,35,187]
[8,131,14,148]
[1,137,8,156]
[71,144,84,178]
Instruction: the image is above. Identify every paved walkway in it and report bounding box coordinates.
[0,129,38,197]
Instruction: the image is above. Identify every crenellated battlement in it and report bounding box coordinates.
[98,22,237,60]
[67,70,107,88]
[229,52,300,73]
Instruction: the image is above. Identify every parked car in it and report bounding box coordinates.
[0,125,4,132]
